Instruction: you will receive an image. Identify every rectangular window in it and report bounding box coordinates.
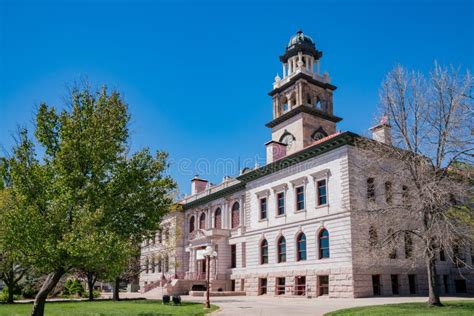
[296,186,305,210]
[367,178,375,202]
[276,277,285,295]
[295,276,306,296]
[241,242,246,268]
[453,245,465,267]
[277,192,285,215]
[455,280,467,293]
[408,274,417,294]
[260,198,267,219]
[230,244,236,268]
[439,247,446,261]
[318,275,329,296]
[391,275,399,295]
[317,179,327,205]
[259,278,267,295]
[443,275,449,294]
[402,185,409,204]
[231,280,235,292]
[372,275,381,296]
[385,181,392,204]
[164,256,169,272]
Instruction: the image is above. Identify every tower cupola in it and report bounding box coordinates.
[279,30,323,79]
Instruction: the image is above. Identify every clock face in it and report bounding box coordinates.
[281,134,294,149]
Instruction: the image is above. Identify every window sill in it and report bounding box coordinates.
[315,204,329,209]
[295,208,306,213]
[259,218,268,222]
[275,214,286,218]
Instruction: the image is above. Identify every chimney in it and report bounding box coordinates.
[370,115,392,145]
[265,140,287,164]
[191,175,208,195]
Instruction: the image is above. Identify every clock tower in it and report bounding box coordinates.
[266,30,342,157]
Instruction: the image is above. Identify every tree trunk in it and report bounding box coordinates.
[112,277,120,301]
[31,269,64,316]
[6,280,14,304]
[87,272,96,301]
[426,255,442,306]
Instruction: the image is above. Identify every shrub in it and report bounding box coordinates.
[92,289,101,298]
[63,279,85,297]
[21,282,39,299]
[162,295,170,304]
[0,287,21,302]
[172,295,181,304]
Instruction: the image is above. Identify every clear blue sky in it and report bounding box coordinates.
[1,0,473,196]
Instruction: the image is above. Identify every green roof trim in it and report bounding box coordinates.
[237,131,358,182]
[182,182,246,210]
[182,131,359,210]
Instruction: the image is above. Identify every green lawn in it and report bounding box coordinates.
[326,300,474,316]
[0,300,218,316]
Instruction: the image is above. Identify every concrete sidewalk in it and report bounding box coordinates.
[103,292,474,316]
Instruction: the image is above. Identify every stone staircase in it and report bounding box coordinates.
[144,285,167,299]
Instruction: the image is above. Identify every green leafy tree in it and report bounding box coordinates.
[1,85,175,316]
[0,163,27,304]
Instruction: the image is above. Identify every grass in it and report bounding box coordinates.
[326,300,474,316]
[0,299,219,316]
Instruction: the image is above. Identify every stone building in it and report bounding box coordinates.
[140,31,474,298]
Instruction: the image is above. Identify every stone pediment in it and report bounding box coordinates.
[189,229,231,242]
[189,229,207,241]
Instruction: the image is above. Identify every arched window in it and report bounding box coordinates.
[189,216,195,233]
[319,229,330,259]
[277,236,286,263]
[231,202,240,228]
[261,239,268,264]
[387,228,397,259]
[163,227,170,242]
[315,98,321,109]
[214,208,222,229]
[369,226,378,248]
[297,233,307,261]
[290,94,296,108]
[199,212,206,229]
[280,96,288,113]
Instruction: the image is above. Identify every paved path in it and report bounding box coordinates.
[104,292,474,316]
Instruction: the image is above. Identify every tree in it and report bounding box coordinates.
[0,161,27,304]
[0,85,175,316]
[352,63,472,306]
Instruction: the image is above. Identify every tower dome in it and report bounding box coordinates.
[287,30,315,48]
[280,30,322,63]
